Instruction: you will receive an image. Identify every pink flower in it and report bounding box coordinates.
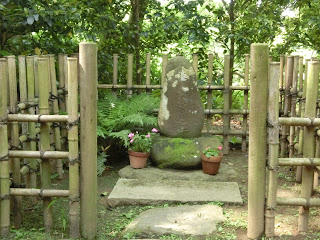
[151,128,158,133]
[146,134,151,138]
[218,146,222,150]
[128,133,134,138]
[130,139,134,143]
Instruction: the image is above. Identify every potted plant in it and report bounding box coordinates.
[201,146,223,175]
[126,128,158,168]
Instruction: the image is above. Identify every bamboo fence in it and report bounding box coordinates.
[263,60,320,238]
[97,53,251,154]
[0,42,97,238]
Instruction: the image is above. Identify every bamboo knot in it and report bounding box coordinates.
[69,197,80,203]
[0,194,10,200]
[0,154,9,161]
[28,137,38,142]
[309,117,315,126]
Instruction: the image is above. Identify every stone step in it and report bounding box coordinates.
[107,179,243,207]
[118,164,238,182]
[124,204,226,238]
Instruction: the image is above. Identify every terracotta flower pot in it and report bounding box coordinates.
[128,150,150,169]
[201,153,223,175]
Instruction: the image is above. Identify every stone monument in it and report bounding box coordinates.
[151,56,221,169]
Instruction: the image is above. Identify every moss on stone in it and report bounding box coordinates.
[151,135,221,169]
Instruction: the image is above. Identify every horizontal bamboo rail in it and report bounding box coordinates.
[277,197,320,207]
[278,158,320,166]
[10,188,69,197]
[202,129,249,135]
[279,117,320,126]
[152,108,249,115]
[97,83,251,91]
[17,99,39,110]
[7,114,69,122]
[9,150,69,159]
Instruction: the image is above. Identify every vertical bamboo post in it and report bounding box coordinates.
[112,54,118,96]
[247,43,269,240]
[79,42,97,240]
[161,54,168,89]
[58,54,67,149]
[146,53,151,92]
[68,58,80,238]
[242,54,249,152]
[206,54,213,132]
[280,56,293,157]
[63,55,69,113]
[18,55,30,186]
[297,59,309,182]
[7,56,22,228]
[33,55,39,102]
[49,55,63,180]
[289,56,299,158]
[223,55,230,155]
[298,61,319,232]
[0,58,10,237]
[296,56,304,138]
[26,56,38,194]
[265,62,280,237]
[192,54,198,81]
[279,55,284,111]
[38,58,53,233]
[127,54,133,98]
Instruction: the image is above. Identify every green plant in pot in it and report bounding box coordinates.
[201,146,223,175]
[126,128,158,168]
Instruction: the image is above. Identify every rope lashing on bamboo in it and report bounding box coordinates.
[38,188,44,199]
[9,144,20,150]
[52,123,61,128]
[69,197,80,203]
[17,102,38,111]
[40,150,47,159]
[49,92,64,102]
[68,156,80,165]
[66,118,79,131]
[0,154,9,161]
[57,87,68,97]
[0,195,10,200]
[267,118,281,131]
[267,165,279,172]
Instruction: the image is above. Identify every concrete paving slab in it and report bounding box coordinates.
[119,163,238,182]
[107,179,243,207]
[124,204,226,238]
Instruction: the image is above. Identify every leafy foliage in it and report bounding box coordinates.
[97,92,159,138]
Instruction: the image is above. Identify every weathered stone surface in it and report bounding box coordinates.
[124,204,226,238]
[158,56,205,138]
[150,135,222,169]
[118,164,238,182]
[107,179,243,207]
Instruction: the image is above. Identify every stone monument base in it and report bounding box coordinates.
[150,135,222,169]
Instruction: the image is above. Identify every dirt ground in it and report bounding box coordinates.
[5,149,320,240]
